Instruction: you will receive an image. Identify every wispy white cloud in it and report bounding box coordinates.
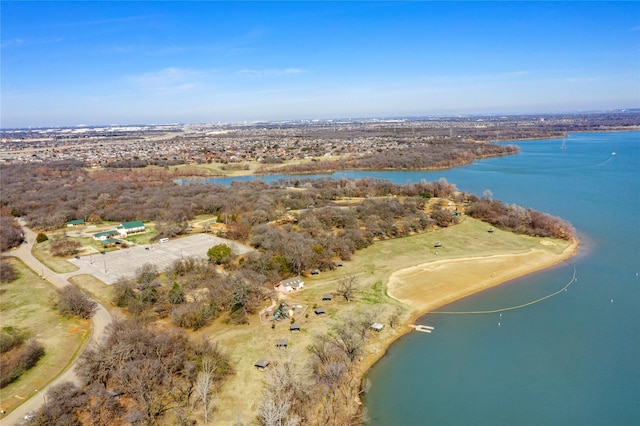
[125,67,205,94]
[1,36,64,49]
[237,68,308,77]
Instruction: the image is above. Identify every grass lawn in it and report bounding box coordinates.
[0,258,89,415]
[30,239,79,274]
[123,224,158,245]
[69,274,117,312]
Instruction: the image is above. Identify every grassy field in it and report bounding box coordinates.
[167,156,347,177]
[193,216,573,424]
[31,239,79,274]
[69,274,117,312]
[0,258,89,414]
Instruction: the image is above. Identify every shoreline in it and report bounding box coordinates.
[181,128,639,179]
[357,236,579,389]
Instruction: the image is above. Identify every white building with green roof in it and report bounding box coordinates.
[116,220,146,237]
[93,230,119,241]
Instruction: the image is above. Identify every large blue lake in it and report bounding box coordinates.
[210,131,639,425]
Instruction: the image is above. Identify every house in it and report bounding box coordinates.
[276,276,304,293]
[370,323,385,332]
[276,339,288,348]
[66,219,85,227]
[93,230,118,241]
[322,294,333,301]
[116,220,146,237]
[289,323,301,332]
[314,307,326,315]
[254,359,270,370]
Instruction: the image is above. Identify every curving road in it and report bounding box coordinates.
[0,224,112,426]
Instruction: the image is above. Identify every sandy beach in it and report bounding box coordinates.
[358,237,578,377]
[387,243,578,315]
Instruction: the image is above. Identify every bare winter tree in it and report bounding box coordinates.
[257,360,306,426]
[57,285,97,319]
[194,356,216,424]
[337,274,359,302]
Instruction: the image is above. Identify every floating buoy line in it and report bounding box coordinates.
[429,262,577,315]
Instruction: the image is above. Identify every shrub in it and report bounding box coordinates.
[172,302,217,330]
[0,326,27,354]
[168,282,185,305]
[0,259,18,283]
[0,339,45,387]
[36,232,49,243]
[207,243,232,265]
[50,239,82,257]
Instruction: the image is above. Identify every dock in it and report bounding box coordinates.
[410,324,434,333]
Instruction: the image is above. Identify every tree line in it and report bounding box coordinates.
[267,142,519,174]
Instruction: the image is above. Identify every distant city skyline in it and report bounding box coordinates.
[2,1,638,128]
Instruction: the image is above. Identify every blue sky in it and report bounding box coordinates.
[2,1,639,127]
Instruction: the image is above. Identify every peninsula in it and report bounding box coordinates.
[1,138,579,424]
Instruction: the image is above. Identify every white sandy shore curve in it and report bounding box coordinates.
[387,241,578,315]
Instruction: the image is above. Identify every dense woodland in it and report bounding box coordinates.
[270,142,519,174]
[1,160,575,425]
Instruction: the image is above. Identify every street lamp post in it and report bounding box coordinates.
[34,389,46,408]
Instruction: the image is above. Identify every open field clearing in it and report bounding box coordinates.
[0,258,88,415]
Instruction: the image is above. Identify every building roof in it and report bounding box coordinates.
[314,307,326,315]
[254,359,270,369]
[119,220,145,229]
[67,219,85,225]
[102,238,120,245]
[94,230,118,238]
[280,276,304,287]
[322,294,333,300]
[276,339,288,347]
[290,323,301,331]
[370,323,385,331]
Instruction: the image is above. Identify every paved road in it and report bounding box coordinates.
[0,224,112,426]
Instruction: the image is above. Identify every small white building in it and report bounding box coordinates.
[93,230,118,241]
[276,276,304,293]
[370,323,385,332]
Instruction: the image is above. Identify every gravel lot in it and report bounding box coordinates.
[68,234,253,284]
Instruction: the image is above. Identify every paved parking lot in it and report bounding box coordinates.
[68,234,253,285]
